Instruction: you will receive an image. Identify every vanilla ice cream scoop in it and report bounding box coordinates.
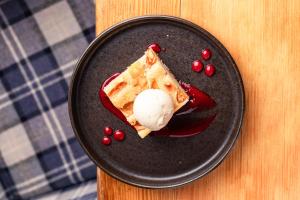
[133,89,174,131]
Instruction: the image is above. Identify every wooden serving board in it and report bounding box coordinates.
[95,0,300,199]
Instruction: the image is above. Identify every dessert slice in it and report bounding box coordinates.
[103,48,189,138]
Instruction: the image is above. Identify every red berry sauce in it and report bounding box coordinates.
[152,82,216,137]
[114,130,125,141]
[205,64,216,77]
[148,43,161,53]
[179,82,216,111]
[201,48,212,60]
[99,73,128,124]
[192,60,203,72]
[102,136,111,145]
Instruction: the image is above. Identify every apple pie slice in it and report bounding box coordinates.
[103,48,189,138]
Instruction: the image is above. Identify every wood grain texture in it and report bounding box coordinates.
[96,0,300,199]
[96,0,180,34]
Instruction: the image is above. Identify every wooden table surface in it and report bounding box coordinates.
[95,0,300,199]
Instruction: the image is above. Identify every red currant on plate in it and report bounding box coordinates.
[101,136,111,145]
[205,64,216,77]
[201,48,212,60]
[192,60,203,72]
[103,126,113,136]
[148,43,161,53]
[114,130,125,141]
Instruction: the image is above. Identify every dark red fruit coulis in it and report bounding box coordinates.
[191,60,203,72]
[99,73,128,124]
[148,43,161,53]
[101,136,111,145]
[99,74,216,137]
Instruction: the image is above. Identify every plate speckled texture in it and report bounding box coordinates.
[68,16,244,188]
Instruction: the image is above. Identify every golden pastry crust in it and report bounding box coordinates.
[103,48,189,138]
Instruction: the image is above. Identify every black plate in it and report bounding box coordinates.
[68,16,244,188]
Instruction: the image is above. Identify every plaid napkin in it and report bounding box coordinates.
[35,180,97,200]
[0,0,96,199]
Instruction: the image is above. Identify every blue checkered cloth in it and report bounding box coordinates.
[34,180,97,200]
[0,0,97,199]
